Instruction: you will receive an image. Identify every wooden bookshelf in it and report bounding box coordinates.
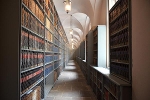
[92,25,106,67]
[89,66,131,100]
[109,0,132,83]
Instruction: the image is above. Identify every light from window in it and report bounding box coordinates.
[109,0,118,10]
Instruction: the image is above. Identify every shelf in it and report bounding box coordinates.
[45,27,54,35]
[53,52,61,54]
[45,12,54,25]
[54,62,63,70]
[45,70,53,78]
[35,0,44,10]
[104,85,118,100]
[110,25,128,36]
[21,48,44,52]
[22,3,44,25]
[45,39,53,44]
[21,64,43,73]
[45,51,53,53]
[21,77,44,97]
[53,43,60,48]
[98,79,103,84]
[111,60,129,65]
[92,67,110,75]
[110,73,130,83]
[111,44,128,49]
[109,0,122,13]
[110,8,128,23]
[21,26,44,39]
[45,61,54,66]
[53,59,61,62]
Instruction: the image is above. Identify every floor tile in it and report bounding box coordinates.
[46,60,97,100]
[45,97,54,100]
[54,97,72,100]
[47,90,62,97]
[79,90,95,97]
[72,97,83,100]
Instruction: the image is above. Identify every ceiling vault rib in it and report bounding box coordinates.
[84,16,88,38]
[72,14,84,31]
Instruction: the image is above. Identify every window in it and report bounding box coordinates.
[109,0,118,10]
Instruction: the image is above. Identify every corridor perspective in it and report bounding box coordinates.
[45,60,97,100]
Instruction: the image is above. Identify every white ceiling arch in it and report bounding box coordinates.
[53,0,107,48]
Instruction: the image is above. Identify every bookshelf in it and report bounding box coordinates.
[92,25,106,67]
[85,31,93,84]
[89,66,131,100]
[109,0,131,83]
[81,60,87,79]
[1,0,69,99]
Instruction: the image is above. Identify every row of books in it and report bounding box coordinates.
[44,54,53,64]
[22,0,44,23]
[110,28,128,47]
[97,73,103,81]
[21,67,43,92]
[21,50,44,70]
[45,4,53,22]
[53,54,61,61]
[45,64,53,76]
[97,79,102,90]
[45,17,54,32]
[110,62,129,80]
[103,88,109,100]
[21,29,44,50]
[45,29,53,42]
[54,61,61,69]
[53,46,60,52]
[45,42,53,52]
[110,47,129,62]
[104,77,118,97]
[22,7,44,38]
[109,0,128,22]
[110,11,128,34]
[54,37,60,46]
[93,59,97,66]
[103,88,117,100]
[97,89,102,100]
[93,30,98,37]
[21,86,41,100]
[45,0,54,13]
[54,30,59,40]
[93,36,98,44]
[38,0,44,8]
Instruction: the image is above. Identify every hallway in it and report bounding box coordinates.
[45,60,97,100]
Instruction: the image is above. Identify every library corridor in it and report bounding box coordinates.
[45,60,97,100]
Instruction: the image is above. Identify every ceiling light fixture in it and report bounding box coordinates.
[71,38,74,41]
[63,0,71,14]
[70,29,73,34]
[69,15,73,34]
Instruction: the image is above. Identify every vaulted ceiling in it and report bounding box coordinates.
[53,0,107,49]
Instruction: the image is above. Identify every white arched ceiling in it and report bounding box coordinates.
[64,28,82,42]
[62,15,83,31]
[73,35,80,42]
[53,0,107,48]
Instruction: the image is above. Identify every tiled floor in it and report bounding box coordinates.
[45,60,97,100]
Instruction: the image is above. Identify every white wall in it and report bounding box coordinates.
[93,0,107,26]
[132,0,150,100]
